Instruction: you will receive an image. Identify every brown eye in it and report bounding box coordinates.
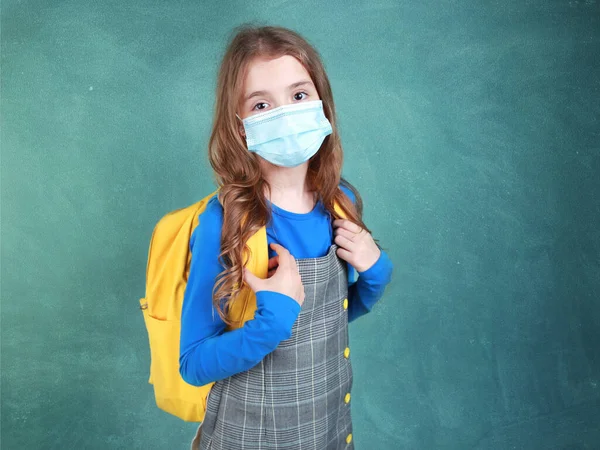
[294,92,308,101]
[253,102,268,111]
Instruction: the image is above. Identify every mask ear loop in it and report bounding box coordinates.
[236,113,246,139]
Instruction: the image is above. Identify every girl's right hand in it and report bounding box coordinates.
[243,243,305,306]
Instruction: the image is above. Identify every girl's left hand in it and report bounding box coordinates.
[333,219,381,273]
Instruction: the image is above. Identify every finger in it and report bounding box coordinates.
[335,246,353,262]
[268,256,279,270]
[295,271,305,294]
[270,243,291,257]
[298,282,305,304]
[289,253,298,270]
[334,226,357,241]
[243,268,263,292]
[270,243,296,270]
[334,233,355,251]
[333,219,362,234]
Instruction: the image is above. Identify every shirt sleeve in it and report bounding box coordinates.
[347,249,393,322]
[339,184,394,323]
[179,196,302,387]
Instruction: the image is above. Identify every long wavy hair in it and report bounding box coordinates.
[208,24,372,325]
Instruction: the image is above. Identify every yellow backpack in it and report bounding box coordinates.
[139,190,347,422]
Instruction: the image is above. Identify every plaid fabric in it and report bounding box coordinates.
[199,244,354,449]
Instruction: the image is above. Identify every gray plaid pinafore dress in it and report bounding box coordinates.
[197,244,354,450]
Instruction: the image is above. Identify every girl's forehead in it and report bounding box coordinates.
[242,55,311,91]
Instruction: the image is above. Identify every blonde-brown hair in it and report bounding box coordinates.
[208,24,372,325]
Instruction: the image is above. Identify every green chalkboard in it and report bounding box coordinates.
[2,0,599,449]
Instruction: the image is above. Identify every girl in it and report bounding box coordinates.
[179,25,393,450]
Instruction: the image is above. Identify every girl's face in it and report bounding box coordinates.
[237,55,320,127]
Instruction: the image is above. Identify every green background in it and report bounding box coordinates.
[2,0,599,448]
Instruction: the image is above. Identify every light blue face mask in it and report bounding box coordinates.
[237,100,332,168]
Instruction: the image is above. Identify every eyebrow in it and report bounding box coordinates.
[244,80,314,102]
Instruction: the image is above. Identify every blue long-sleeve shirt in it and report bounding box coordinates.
[179,186,393,387]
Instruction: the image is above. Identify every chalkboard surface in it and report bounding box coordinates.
[2,0,599,448]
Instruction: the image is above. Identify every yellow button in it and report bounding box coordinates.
[343,298,348,310]
[344,347,350,358]
[345,393,351,404]
[346,433,353,444]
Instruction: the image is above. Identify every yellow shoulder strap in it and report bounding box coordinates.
[333,198,348,220]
